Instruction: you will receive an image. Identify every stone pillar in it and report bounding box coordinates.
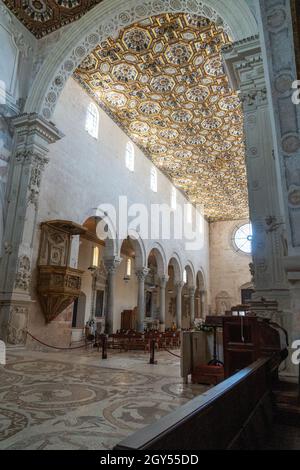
[175,282,184,330]
[104,257,121,334]
[159,275,168,330]
[136,268,149,332]
[189,287,196,327]
[223,37,289,311]
[256,0,300,371]
[0,113,63,344]
[200,290,206,319]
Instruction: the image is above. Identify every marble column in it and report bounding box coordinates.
[136,268,149,332]
[189,287,196,327]
[223,37,289,311]
[0,113,63,344]
[104,257,121,335]
[256,0,300,372]
[175,282,185,330]
[159,275,168,331]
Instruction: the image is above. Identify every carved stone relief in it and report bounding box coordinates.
[14,255,31,291]
[7,305,28,345]
[39,225,70,267]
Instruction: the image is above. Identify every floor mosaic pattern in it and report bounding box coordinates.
[0,349,207,450]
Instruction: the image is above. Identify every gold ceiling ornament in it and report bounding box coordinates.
[74,12,249,221]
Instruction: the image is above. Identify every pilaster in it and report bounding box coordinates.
[223,36,289,308]
[0,113,63,343]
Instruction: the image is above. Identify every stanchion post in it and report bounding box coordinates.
[102,335,108,360]
[149,339,157,365]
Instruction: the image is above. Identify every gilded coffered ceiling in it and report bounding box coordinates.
[2,1,102,38]
[74,13,248,221]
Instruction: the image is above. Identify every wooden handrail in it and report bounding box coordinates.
[114,357,273,450]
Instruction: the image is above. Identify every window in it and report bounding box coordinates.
[183,269,187,285]
[186,203,192,223]
[85,102,99,139]
[233,222,253,254]
[92,246,99,267]
[171,187,177,210]
[125,142,135,172]
[126,258,132,277]
[150,167,157,192]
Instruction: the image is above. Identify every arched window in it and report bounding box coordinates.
[183,269,187,285]
[171,187,177,210]
[92,246,99,267]
[85,102,99,139]
[150,167,157,192]
[125,142,135,172]
[186,203,192,224]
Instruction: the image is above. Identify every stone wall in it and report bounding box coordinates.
[209,219,252,313]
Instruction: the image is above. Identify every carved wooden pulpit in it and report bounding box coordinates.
[37,220,86,323]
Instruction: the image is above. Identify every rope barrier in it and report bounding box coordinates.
[25,330,94,350]
[8,322,181,359]
[163,347,181,359]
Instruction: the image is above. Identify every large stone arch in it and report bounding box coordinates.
[24,0,257,120]
[168,253,183,283]
[119,230,147,269]
[81,208,119,258]
[196,268,206,290]
[184,262,196,287]
[147,242,167,277]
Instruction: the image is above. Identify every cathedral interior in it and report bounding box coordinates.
[0,0,300,453]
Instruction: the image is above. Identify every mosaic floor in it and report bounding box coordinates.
[0,348,207,450]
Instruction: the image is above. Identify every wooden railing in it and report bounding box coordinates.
[115,357,275,450]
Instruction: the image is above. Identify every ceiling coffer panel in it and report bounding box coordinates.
[74,13,248,221]
[2,1,102,38]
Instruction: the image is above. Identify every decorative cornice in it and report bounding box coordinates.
[11,113,64,144]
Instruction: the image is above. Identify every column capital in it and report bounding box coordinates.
[222,36,269,110]
[222,35,262,89]
[104,257,122,274]
[135,268,150,281]
[175,281,185,292]
[159,275,169,288]
[189,286,196,297]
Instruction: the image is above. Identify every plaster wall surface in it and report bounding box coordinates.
[209,219,252,313]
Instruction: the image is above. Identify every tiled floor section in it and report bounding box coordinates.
[0,348,208,450]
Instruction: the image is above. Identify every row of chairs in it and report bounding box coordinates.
[108,330,181,352]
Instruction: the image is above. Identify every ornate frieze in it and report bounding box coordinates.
[14,255,31,291]
[28,153,49,207]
